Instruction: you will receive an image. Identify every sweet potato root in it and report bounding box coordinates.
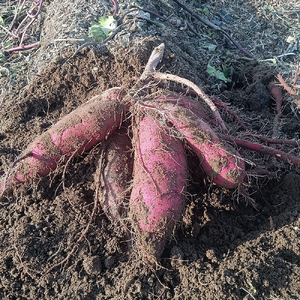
[152,91,214,125]
[96,126,133,224]
[129,111,187,261]
[0,88,126,199]
[143,101,245,189]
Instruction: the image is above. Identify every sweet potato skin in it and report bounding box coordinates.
[0,88,126,198]
[96,126,133,224]
[152,91,214,125]
[129,111,187,260]
[143,101,245,189]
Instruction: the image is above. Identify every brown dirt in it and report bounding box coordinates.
[1,0,300,299]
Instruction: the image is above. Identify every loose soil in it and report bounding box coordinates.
[0,0,300,299]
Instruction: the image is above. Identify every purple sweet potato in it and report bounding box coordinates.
[143,100,245,189]
[0,88,126,198]
[151,91,214,125]
[96,126,133,224]
[129,111,187,260]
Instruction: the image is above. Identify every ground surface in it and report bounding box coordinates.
[0,0,300,299]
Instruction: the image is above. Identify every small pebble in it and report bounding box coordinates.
[136,11,150,20]
[168,16,182,27]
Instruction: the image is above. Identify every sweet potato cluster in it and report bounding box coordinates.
[2,44,296,262]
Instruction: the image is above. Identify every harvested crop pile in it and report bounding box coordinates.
[1,44,300,269]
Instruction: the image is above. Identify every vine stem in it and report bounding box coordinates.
[221,134,300,167]
[111,0,118,16]
[277,74,300,104]
[153,72,228,133]
[73,21,132,56]
[4,0,44,52]
[172,0,254,58]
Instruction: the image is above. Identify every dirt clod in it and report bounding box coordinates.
[83,256,102,276]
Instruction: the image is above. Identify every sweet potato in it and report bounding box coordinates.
[96,126,133,224]
[129,111,187,261]
[144,101,245,189]
[152,91,214,125]
[0,88,126,198]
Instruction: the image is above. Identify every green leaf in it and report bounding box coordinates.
[222,65,234,78]
[4,41,13,49]
[98,16,117,36]
[201,43,217,51]
[264,5,274,11]
[223,68,233,78]
[0,16,4,25]
[203,7,210,14]
[206,63,227,82]
[0,52,6,64]
[196,7,210,15]
[88,16,117,42]
[89,24,106,42]
[12,68,21,74]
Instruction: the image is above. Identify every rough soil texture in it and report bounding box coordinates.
[0,0,300,299]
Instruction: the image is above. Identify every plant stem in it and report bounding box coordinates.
[172,0,254,58]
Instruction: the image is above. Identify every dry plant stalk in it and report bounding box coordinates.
[276,74,300,107]
[2,0,44,52]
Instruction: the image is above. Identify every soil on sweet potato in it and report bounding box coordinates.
[1,0,300,299]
